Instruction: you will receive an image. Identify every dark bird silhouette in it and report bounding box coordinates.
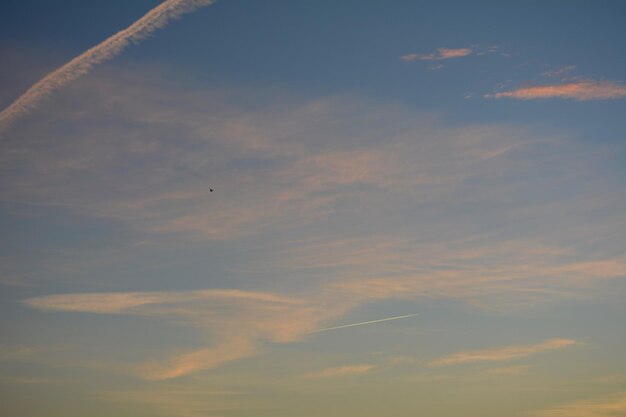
[210,189,214,192]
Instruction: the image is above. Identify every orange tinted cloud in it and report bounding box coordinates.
[419,47,473,61]
[429,338,577,366]
[437,48,473,59]
[401,47,474,62]
[304,364,375,379]
[488,80,626,101]
[24,289,349,380]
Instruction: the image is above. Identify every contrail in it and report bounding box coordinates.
[310,313,418,333]
[0,0,215,135]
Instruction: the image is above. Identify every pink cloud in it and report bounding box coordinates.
[488,80,626,101]
[418,47,474,61]
[437,48,473,59]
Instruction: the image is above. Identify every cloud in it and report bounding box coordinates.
[487,80,626,101]
[437,48,473,59]
[429,339,577,366]
[23,289,302,314]
[304,364,375,379]
[0,71,539,241]
[23,237,617,379]
[530,392,626,417]
[9,65,626,380]
[416,47,474,61]
[399,53,419,62]
[23,289,352,380]
[542,65,577,79]
[3,65,624,248]
[139,337,259,381]
[0,0,215,134]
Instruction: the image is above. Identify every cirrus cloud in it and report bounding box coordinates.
[530,392,626,417]
[486,80,626,101]
[304,364,375,379]
[429,338,577,367]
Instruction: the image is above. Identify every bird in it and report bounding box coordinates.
[210,189,214,192]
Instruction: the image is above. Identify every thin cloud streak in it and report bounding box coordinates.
[487,80,626,101]
[309,313,418,333]
[0,0,214,134]
[418,47,473,61]
[304,364,375,379]
[22,289,301,314]
[400,47,476,63]
[429,338,577,366]
[530,392,626,417]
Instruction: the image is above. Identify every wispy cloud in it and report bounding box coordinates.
[9,66,626,380]
[23,289,301,314]
[429,339,577,366]
[399,53,419,62]
[414,47,474,61]
[3,66,623,248]
[486,80,626,101]
[24,289,350,380]
[542,65,577,79]
[304,364,375,379]
[0,0,215,134]
[530,392,626,417]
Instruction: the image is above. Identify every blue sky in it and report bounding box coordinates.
[1,1,626,417]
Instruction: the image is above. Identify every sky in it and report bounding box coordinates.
[1,1,626,416]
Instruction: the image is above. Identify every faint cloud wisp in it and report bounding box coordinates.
[304,364,375,379]
[429,339,577,367]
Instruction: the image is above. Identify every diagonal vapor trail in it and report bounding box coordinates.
[310,313,419,334]
[0,0,215,135]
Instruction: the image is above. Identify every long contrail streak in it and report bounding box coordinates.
[310,313,419,334]
[0,0,214,135]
